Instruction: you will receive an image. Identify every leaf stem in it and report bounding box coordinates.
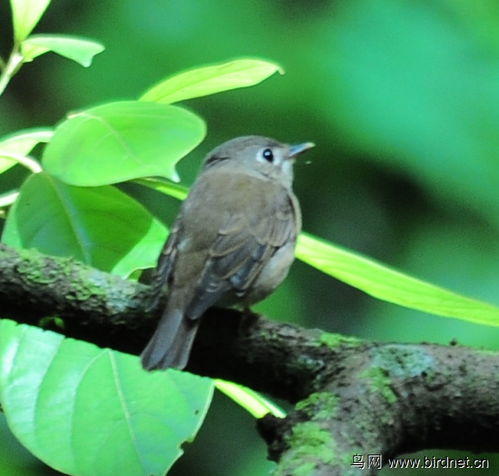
[0,49,24,96]
[0,190,19,208]
[0,152,42,173]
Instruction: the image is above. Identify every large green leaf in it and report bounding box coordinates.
[42,101,206,186]
[296,232,499,327]
[0,128,52,174]
[140,58,283,104]
[9,0,51,42]
[21,35,104,66]
[2,173,166,276]
[0,320,213,476]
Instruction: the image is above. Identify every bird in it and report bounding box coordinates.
[140,135,314,370]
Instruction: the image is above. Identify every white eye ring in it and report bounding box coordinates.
[257,147,274,163]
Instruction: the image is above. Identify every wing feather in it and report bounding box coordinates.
[147,217,182,310]
[185,189,298,318]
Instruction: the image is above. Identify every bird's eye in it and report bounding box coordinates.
[261,148,274,162]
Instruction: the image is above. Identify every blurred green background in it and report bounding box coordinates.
[1,0,499,474]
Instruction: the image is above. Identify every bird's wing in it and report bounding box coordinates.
[185,190,298,319]
[147,216,182,310]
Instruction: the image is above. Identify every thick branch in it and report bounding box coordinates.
[1,243,499,475]
[193,314,499,474]
[0,243,154,349]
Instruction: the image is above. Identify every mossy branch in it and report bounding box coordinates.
[1,243,499,475]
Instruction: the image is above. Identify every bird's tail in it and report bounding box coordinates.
[141,308,200,371]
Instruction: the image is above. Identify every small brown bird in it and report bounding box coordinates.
[141,135,314,370]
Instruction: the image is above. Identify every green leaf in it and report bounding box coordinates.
[140,58,283,104]
[2,173,167,276]
[215,380,285,419]
[42,101,206,186]
[21,35,104,66]
[296,232,499,327]
[0,320,214,476]
[0,128,53,174]
[9,0,51,42]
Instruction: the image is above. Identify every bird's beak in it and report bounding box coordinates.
[289,142,315,158]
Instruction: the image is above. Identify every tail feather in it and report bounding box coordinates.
[141,309,200,370]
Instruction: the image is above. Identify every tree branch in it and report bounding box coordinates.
[0,243,154,350]
[1,243,498,475]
